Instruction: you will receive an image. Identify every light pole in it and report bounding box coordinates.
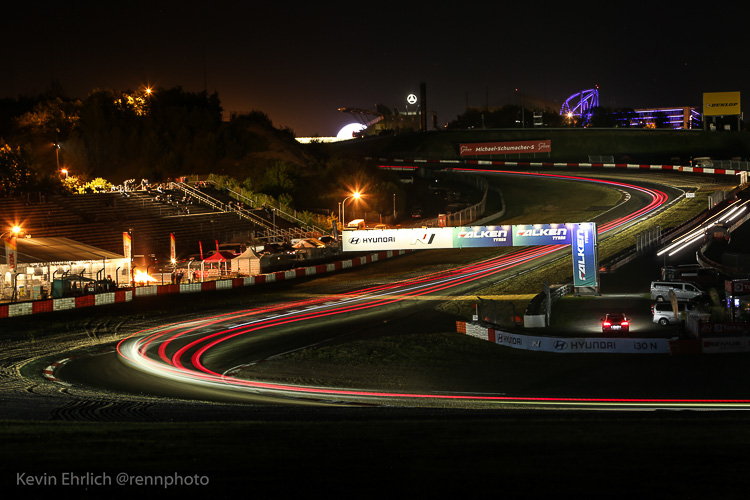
[53,143,60,171]
[2,226,22,302]
[341,191,361,228]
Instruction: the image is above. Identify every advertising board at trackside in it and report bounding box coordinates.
[462,323,669,354]
[571,222,598,288]
[342,227,454,252]
[459,140,552,156]
[342,223,589,251]
[703,91,741,117]
[342,223,599,289]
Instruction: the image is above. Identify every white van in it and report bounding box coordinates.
[345,219,366,230]
[651,302,700,326]
[650,281,705,302]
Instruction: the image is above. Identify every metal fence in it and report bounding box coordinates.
[419,173,489,227]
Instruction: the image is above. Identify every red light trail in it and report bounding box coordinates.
[115,172,738,409]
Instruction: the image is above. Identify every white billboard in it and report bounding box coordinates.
[342,227,454,252]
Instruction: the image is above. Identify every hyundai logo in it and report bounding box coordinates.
[553,340,568,350]
[348,238,360,244]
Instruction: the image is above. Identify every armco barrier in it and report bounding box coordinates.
[458,321,670,354]
[457,321,750,355]
[0,250,408,319]
[376,158,745,177]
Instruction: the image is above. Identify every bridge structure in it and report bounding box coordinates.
[560,88,600,125]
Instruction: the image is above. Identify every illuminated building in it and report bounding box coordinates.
[629,107,702,129]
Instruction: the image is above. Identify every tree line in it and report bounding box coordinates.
[0,85,407,220]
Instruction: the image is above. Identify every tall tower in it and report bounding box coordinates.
[420,82,427,132]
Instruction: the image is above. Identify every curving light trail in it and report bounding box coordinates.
[116,171,748,409]
[657,198,750,257]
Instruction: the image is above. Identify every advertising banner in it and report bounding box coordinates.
[454,226,512,248]
[4,237,17,272]
[342,227,453,252]
[459,140,552,156]
[495,333,669,354]
[701,337,750,354]
[572,222,598,287]
[726,280,750,294]
[511,224,571,246]
[122,232,131,259]
[703,91,741,116]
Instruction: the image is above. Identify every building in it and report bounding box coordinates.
[1,237,129,301]
[630,107,702,129]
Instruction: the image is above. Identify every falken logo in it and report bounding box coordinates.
[457,230,508,239]
[515,228,567,237]
[576,230,587,280]
[411,233,436,245]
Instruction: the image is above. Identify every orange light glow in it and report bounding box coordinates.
[133,270,157,284]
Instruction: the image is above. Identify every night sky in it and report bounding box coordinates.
[4,2,748,136]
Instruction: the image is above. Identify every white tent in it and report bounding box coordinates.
[231,248,261,276]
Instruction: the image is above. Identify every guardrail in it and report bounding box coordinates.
[419,172,489,227]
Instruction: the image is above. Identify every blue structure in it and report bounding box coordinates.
[560,88,599,124]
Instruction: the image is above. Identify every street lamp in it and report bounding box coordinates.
[2,226,21,302]
[1,226,22,237]
[341,191,361,227]
[53,143,60,171]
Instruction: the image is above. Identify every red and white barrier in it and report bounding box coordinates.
[377,159,743,177]
[0,251,408,319]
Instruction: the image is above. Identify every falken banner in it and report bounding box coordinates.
[512,224,572,246]
[571,222,597,287]
[454,226,512,248]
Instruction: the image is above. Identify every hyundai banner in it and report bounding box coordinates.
[571,222,597,287]
[454,226,512,248]
[342,227,454,252]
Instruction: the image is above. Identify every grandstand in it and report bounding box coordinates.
[0,183,325,266]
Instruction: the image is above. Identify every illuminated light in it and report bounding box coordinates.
[657,199,750,257]
[725,206,747,223]
[133,270,157,284]
[336,123,366,139]
[668,233,707,256]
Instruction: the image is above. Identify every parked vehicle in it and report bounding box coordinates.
[650,281,705,302]
[346,219,366,230]
[651,302,701,326]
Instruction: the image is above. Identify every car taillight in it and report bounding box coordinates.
[603,321,611,326]
[622,321,629,326]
